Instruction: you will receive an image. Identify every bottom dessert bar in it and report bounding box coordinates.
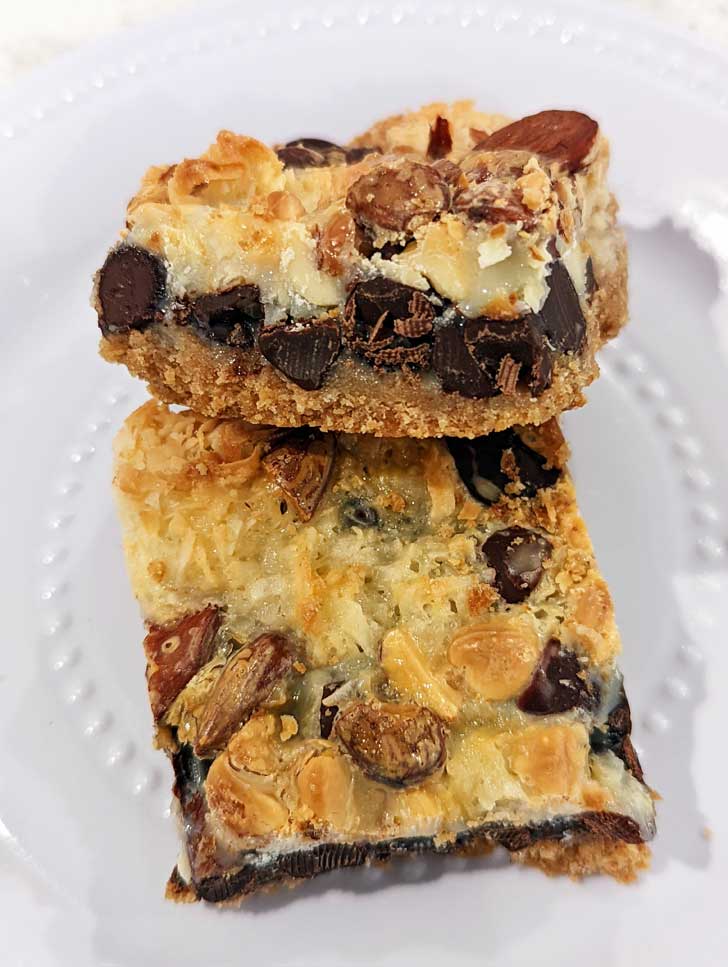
[113,401,655,903]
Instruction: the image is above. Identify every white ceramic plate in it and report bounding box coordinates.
[2,1,728,964]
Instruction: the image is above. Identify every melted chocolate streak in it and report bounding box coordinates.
[170,685,648,903]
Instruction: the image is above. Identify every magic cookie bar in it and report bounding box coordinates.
[96,102,627,438]
[113,401,654,902]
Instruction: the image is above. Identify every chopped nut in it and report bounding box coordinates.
[196,632,294,755]
[147,560,166,582]
[279,714,299,741]
[266,190,306,220]
[227,714,279,774]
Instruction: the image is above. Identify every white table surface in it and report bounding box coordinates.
[1,0,728,88]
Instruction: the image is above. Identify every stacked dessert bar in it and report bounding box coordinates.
[93,101,655,903]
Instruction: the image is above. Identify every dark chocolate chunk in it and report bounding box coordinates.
[346,160,450,235]
[464,315,553,395]
[188,284,263,348]
[589,685,644,782]
[343,277,434,369]
[427,115,453,160]
[482,526,552,603]
[432,319,498,398]
[477,110,599,173]
[580,812,643,844]
[536,260,586,353]
[319,681,343,739]
[517,639,599,715]
[276,140,378,169]
[618,737,645,784]
[258,319,341,390]
[97,245,166,334]
[340,497,380,529]
[377,240,408,260]
[173,742,211,798]
[447,429,561,505]
[434,263,587,399]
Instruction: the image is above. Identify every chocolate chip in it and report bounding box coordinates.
[427,115,453,160]
[482,526,552,603]
[97,245,167,334]
[346,160,450,235]
[478,110,599,173]
[188,284,263,348]
[536,261,586,353]
[447,429,561,505]
[343,278,434,369]
[276,138,348,168]
[258,319,341,390]
[432,319,497,398]
[377,240,408,260]
[340,497,380,529]
[464,316,553,395]
[517,640,599,715]
[320,681,343,739]
[277,140,378,169]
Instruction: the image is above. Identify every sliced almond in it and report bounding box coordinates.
[479,110,599,173]
[196,632,294,756]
